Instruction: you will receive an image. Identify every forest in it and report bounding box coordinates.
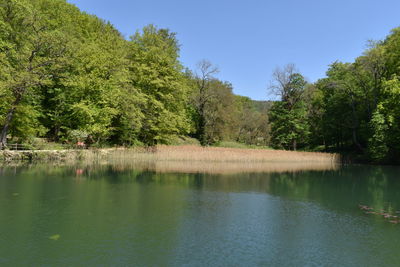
[1,0,400,164]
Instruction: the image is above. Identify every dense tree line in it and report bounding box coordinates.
[0,0,269,149]
[268,30,400,164]
[2,0,400,164]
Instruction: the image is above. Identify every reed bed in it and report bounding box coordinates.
[1,145,340,174]
[106,160,338,174]
[103,145,339,174]
[109,145,339,163]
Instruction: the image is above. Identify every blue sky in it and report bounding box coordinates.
[67,0,400,100]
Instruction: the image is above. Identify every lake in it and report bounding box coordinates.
[1,162,400,266]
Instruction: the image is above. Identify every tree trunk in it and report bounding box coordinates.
[352,128,364,153]
[198,102,207,146]
[0,107,16,150]
[349,93,364,153]
[0,95,22,150]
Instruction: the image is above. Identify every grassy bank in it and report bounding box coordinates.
[0,149,109,162]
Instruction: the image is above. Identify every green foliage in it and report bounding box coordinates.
[201,80,238,144]
[268,71,309,150]
[269,101,309,150]
[367,78,400,163]
[128,25,191,145]
[368,110,389,162]
[169,136,201,146]
[0,0,70,148]
[0,1,148,146]
[3,0,400,165]
[0,0,270,149]
[10,104,47,141]
[235,96,271,146]
[214,141,271,150]
[285,27,400,163]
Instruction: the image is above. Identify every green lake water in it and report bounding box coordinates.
[1,163,400,266]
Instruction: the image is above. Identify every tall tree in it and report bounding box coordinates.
[368,78,400,163]
[201,80,238,144]
[268,64,309,150]
[191,60,219,145]
[128,25,191,145]
[0,0,67,149]
[235,96,270,146]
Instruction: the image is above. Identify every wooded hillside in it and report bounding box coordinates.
[0,0,270,148]
[2,0,400,163]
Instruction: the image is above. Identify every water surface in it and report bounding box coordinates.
[1,163,400,266]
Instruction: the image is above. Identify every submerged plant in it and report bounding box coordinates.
[359,204,400,224]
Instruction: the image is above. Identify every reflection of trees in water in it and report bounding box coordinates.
[266,166,400,213]
[2,163,400,214]
[71,159,338,175]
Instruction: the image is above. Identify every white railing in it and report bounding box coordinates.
[8,144,32,151]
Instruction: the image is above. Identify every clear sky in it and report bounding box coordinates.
[67,0,400,100]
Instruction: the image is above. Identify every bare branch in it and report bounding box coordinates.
[268,63,306,107]
[196,59,219,82]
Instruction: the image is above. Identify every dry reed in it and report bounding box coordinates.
[1,145,340,174]
[109,145,339,163]
[103,145,339,174]
[106,160,338,174]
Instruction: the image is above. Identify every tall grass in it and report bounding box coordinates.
[103,145,339,174]
[1,145,339,174]
[116,145,339,163]
[105,160,338,174]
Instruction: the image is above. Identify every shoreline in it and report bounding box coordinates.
[0,145,339,163]
[0,146,340,174]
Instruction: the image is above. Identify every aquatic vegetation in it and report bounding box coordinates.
[101,146,339,174]
[111,145,339,163]
[49,234,60,241]
[359,205,400,224]
[1,146,339,174]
